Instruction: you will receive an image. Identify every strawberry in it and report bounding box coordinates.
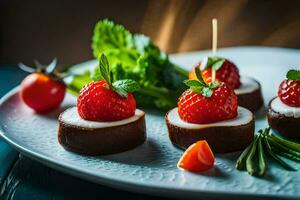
[179,67,238,124]
[190,57,241,89]
[78,80,136,121]
[77,54,140,121]
[278,70,300,107]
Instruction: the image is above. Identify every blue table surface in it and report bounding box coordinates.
[0,66,172,200]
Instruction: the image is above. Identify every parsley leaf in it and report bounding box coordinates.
[287,69,300,81]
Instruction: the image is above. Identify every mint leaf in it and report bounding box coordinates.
[113,87,128,97]
[208,81,222,89]
[183,80,203,87]
[183,66,221,98]
[287,69,300,81]
[99,54,111,84]
[201,87,213,97]
[195,67,206,84]
[204,57,225,70]
[112,79,140,97]
[190,86,202,94]
[113,79,140,93]
[211,59,225,71]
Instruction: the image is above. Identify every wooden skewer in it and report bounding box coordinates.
[212,18,218,54]
[212,18,218,82]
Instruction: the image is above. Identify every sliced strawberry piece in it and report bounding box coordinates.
[178,140,215,172]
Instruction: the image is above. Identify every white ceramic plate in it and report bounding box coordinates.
[1,47,300,200]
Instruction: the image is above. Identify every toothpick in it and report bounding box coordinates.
[212,18,218,54]
[212,18,218,82]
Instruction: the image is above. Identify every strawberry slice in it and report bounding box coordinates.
[178,140,215,172]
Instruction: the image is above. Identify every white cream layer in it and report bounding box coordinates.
[234,76,260,95]
[271,97,300,118]
[167,106,253,129]
[61,107,145,128]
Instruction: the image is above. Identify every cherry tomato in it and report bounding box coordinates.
[178,140,215,172]
[20,73,66,113]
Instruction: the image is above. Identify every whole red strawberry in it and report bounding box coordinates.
[190,57,241,89]
[179,67,238,124]
[278,70,300,107]
[77,54,140,121]
[78,80,136,121]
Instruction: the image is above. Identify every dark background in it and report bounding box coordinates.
[1,0,300,66]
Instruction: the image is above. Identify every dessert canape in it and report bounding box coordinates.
[166,68,255,153]
[58,54,146,155]
[267,69,300,139]
[189,57,264,112]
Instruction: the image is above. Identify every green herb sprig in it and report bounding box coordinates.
[183,67,222,97]
[67,19,188,110]
[98,54,140,98]
[287,69,300,81]
[202,57,225,71]
[236,128,300,177]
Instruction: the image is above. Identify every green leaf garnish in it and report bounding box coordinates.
[68,19,189,110]
[183,67,222,97]
[201,87,213,97]
[98,54,140,97]
[112,79,140,97]
[208,81,221,89]
[99,54,112,85]
[203,57,225,71]
[195,67,205,83]
[286,69,300,81]
[183,80,203,87]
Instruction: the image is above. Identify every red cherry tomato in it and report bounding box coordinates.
[20,73,66,112]
[178,140,215,172]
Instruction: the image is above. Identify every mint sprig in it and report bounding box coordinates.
[287,69,300,81]
[98,54,140,97]
[202,56,225,71]
[183,67,221,97]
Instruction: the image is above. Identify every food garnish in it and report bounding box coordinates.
[278,69,300,107]
[178,140,215,172]
[77,54,140,121]
[236,128,300,177]
[178,67,238,124]
[68,19,188,110]
[188,18,241,90]
[19,59,66,112]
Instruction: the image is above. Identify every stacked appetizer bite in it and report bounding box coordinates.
[267,69,300,139]
[189,57,264,112]
[58,54,146,155]
[166,67,255,153]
